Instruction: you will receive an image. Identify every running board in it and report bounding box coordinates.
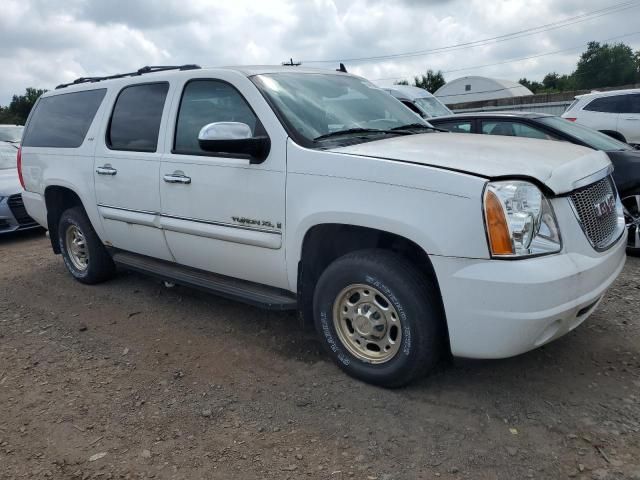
[111,251,297,311]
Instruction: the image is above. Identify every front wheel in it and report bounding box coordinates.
[313,250,445,387]
[58,206,115,284]
[622,193,640,256]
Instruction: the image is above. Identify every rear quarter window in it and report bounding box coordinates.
[22,89,106,148]
[433,120,472,133]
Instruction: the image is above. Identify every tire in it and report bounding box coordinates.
[58,206,115,284]
[600,130,627,143]
[621,192,640,256]
[313,249,445,388]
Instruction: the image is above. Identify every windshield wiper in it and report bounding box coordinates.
[390,123,443,132]
[314,128,411,141]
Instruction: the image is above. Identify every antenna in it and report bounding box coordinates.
[282,58,302,66]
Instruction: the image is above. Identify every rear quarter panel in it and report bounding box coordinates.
[20,90,111,239]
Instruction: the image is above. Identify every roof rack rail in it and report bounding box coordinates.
[55,64,201,89]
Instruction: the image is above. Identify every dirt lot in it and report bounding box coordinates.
[1,231,639,480]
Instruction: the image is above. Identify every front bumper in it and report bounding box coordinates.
[0,194,39,234]
[431,233,626,359]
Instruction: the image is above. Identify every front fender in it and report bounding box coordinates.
[285,142,490,291]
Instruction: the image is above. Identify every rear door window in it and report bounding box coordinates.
[584,96,624,113]
[621,94,640,114]
[22,89,106,148]
[481,120,555,140]
[107,83,169,152]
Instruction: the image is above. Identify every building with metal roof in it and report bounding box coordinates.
[434,76,534,105]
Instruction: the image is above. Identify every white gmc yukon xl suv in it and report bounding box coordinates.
[19,65,627,387]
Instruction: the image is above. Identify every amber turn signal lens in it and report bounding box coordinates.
[484,190,514,255]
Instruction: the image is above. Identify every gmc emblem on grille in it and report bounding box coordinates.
[594,194,615,217]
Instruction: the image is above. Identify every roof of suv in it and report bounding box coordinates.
[431,111,553,121]
[49,65,351,94]
[575,88,640,99]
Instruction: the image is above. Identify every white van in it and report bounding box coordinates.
[382,85,453,119]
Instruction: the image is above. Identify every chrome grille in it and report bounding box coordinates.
[569,176,622,250]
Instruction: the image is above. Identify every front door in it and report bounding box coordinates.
[159,76,288,289]
[94,82,173,261]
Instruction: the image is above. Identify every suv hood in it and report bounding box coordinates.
[331,132,611,194]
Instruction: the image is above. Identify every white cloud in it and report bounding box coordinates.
[0,0,638,105]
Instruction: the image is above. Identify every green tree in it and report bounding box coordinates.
[574,41,638,89]
[394,79,409,85]
[518,77,543,93]
[541,72,576,92]
[0,87,47,125]
[412,69,445,93]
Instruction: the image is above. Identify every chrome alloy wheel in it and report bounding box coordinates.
[332,284,402,364]
[622,194,640,249]
[65,224,89,271]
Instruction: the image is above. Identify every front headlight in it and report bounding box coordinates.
[483,180,561,258]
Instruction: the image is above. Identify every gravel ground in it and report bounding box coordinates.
[1,230,639,480]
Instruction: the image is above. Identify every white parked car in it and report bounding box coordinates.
[562,88,640,147]
[19,65,626,387]
[382,85,453,119]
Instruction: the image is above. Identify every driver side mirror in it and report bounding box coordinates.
[198,122,270,164]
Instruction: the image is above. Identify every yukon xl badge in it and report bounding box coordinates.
[232,216,282,229]
[594,194,615,218]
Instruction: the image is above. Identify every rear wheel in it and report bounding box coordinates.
[58,207,115,283]
[313,250,445,387]
[622,193,640,256]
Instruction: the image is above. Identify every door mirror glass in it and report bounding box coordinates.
[197,122,270,163]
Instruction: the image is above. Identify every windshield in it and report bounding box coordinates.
[538,116,631,151]
[254,73,431,145]
[414,97,452,118]
[0,126,24,143]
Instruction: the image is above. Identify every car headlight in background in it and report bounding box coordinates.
[484,180,561,257]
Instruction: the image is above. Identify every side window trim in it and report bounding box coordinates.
[105,81,170,153]
[171,78,268,159]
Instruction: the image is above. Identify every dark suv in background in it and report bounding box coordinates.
[430,112,640,254]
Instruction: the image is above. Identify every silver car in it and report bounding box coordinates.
[0,125,38,233]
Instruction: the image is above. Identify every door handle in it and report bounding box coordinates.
[163,172,191,184]
[624,117,640,121]
[96,164,117,176]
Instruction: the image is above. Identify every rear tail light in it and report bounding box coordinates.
[17,146,25,189]
[565,117,577,122]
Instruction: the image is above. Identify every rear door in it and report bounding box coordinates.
[159,74,288,289]
[93,82,173,260]
[579,95,622,134]
[617,93,640,145]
